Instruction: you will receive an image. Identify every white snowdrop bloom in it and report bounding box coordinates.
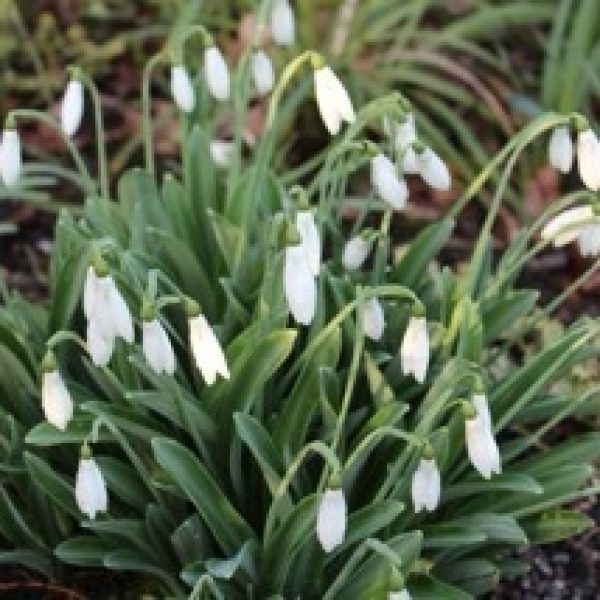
[417,148,451,191]
[143,318,176,375]
[270,0,295,46]
[401,147,420,175]
[75,456,108,520]
[371,153,408,210]
[541,206,594,247]
[284,244,317,325]
[0,128,22,187]
[577,223,600,257]
[313,66,355,136]
[251,50,275,96]
[60,79,84,137]
[42,370,74,430]
[296,210,320,276]
[204,46,230,101]
[170,65,195,113]
[363,297,385,341]
[389,590,412,600]
[394,113,417,152]
[411,458,441,512]
[400,316,429,383]
[189,314,230,385]
[548,126,573,174]
[342,235,372,270]
[316,488,347,553]
[577,129,600,191]
[465,394,501,479]
[86,317,115,367]
[210,140,235,168]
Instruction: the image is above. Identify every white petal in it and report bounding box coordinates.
[400,317,429,383]
[577,129,600,191]
[83,267,101,322]
[466,418,501,479]
[316,489,347,553]
[371,153,408,210]
[60,80,84,137]
[75,458,108,520]
[389,591,411,600]
[204,46,230,101]
[210,140,235,168]
[548,126,573,173]
[42,370,74,430]
[189,315,230,385]
[363,297,385,341]
[296,211,321,276]
[106,278,134,344]
[87,317,115,366]
[1,129,22,187]
[394,113,417,151]
[171,65,195,113]
[284,245,316,325]
[577,223,600,257]
[251,50,275,96]
[411,458,441,512]
[314,66,354,135]
[472,393,492,429]
[143,319,176,375]
[342,236,372,270]
[417,148,451,191]
[401,147,420,175]
[541,206,593,247]
[270,0,295,45]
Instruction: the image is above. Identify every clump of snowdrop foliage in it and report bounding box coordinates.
[1,13,600,599]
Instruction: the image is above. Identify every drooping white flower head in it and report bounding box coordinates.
[316,488,347,553]
[210,140,235,168]
[389,590,412,600]
[576,223,600,257]
[251,50,275,96]
[188,313,230,385]
[270,0,295,45]
[577,129,600,191]
[411,457,441,512]
[0,128,22,187]
[465,393,501,479]
[75,452,108,520]
[313,65,355,136]
[284,244,317,325]
[541,205,594,248]
[295,210,320,276]
[204,46,230,101]
[170,65,195,113]
[60,79,84,137]
[400,315,429,383]
[417,147,451,191]
[342,235,372,270]
[42,369,74,431]
[386,113,420,174]
[371,153,409,210]
[143,318,176,375]
[548,126,573,174]
[363,297,385,341]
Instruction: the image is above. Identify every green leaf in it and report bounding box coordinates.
[410,574,473,600]
[434,558,499,596]
[522,509,593,544]
[55,536,112,567]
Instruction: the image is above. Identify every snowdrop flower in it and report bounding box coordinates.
[75,449,108,520]
[389,591,412,600]
[313,65,355,135]
[548,126,573,173]
[270,0,295,46]
[0,127,22,187]
[41,368,74,431]
[342,235,372,270]
[541,205,594,248]
[170,65,195,113]
[393,114,420,174]
[417,147,451,191]
[363,297,385,341]
[284,244,317,325]
[86,318,114,367]
[295,210,320,276]
[316,488,347,553]
[411,457,441,512]
[400,314,429,383]
[465,394,501,479]
[577,129,600,191]
[60,79,84,137]
[204,46,230,101]
[188,313,230,385]
[371,153,409,210]
[251,50,275,96]
[210,140,235,168]
[143,318,176,375]
[576,223,600,257]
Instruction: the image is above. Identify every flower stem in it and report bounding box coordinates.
[142,52,168,177]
